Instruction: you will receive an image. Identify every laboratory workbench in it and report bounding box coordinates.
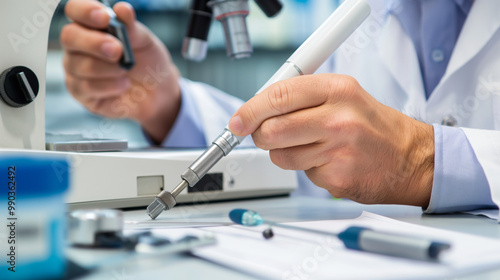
[68,196,500,280]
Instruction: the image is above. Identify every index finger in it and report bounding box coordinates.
[65,0,110,29]
[228,74,335,136]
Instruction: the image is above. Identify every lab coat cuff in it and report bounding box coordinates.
[424,124,496,214]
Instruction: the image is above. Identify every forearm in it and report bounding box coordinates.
[139,64,182,144]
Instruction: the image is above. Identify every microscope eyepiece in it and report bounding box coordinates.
[182,0,213,62]
[183,0,283,61]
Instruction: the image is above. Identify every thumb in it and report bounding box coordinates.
[228,75,329,136]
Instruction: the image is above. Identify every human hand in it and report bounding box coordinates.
[228,74,434,207]
[61,0,181,143]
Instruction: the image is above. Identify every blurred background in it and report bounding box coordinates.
[46,0,339,147]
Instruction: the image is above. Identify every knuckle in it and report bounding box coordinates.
[342,75,360,87]
[63,55,81,77]
[78,59,96,76]
[60,25,75,47]
[64,74,79,96]
[337,75,359,90]
[269,149,292,170]
[254,119,280,149]
[306,166,351,198]
[86,101,102,115]
[324,74,360,100]
[243,104,259,126]
[266,81,292,114]
[78,79,91,94]
[324,109,361,139]
[251,133,265,150]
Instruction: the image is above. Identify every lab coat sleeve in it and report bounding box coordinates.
[161,78,254,148]
[425,124,498,214]
[461,128,500,220]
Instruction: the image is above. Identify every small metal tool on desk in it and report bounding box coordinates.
[68,209,216,274]
[147,0,372,219]
[68,209,215,252]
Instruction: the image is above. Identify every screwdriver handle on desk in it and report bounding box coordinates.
[338,226,451,261]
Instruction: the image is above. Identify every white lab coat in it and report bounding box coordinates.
[186,0,500,213]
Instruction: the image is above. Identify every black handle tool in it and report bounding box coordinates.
[99,0,135,69]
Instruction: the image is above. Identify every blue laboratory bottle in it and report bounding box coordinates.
[0,151,70,280]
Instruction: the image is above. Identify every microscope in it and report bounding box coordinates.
[0,0,58,150]
[183,0,283,61]
[0,0,297,210]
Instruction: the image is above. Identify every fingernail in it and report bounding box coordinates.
[229,115,244,135]
[90,9,107,25]
[102,42,119,58]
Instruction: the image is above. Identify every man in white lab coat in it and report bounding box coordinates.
[61,0,499,217]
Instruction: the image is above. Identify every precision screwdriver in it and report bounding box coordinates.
[229,209,451,262]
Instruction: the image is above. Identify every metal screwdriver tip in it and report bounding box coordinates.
[147,198,166,220]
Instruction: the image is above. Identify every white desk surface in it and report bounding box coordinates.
[69,197,500,280]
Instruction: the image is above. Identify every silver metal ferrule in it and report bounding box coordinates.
[180,129,240,187]
[213,128,240,155]
[285,61,304,76]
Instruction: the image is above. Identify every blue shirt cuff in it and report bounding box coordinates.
[425,124,497,213]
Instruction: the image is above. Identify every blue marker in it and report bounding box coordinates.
[229,209,451,262]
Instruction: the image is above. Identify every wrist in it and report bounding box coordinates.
[405,121,434,208]
[141,68,182,144]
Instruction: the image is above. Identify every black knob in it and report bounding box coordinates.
[255,0,283,18]
[0,66,39,108]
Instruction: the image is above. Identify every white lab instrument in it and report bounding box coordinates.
[0,0,57,150]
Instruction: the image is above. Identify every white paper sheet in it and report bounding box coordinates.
[144,212,500,280]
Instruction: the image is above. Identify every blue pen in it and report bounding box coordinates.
[229,209,451,262]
